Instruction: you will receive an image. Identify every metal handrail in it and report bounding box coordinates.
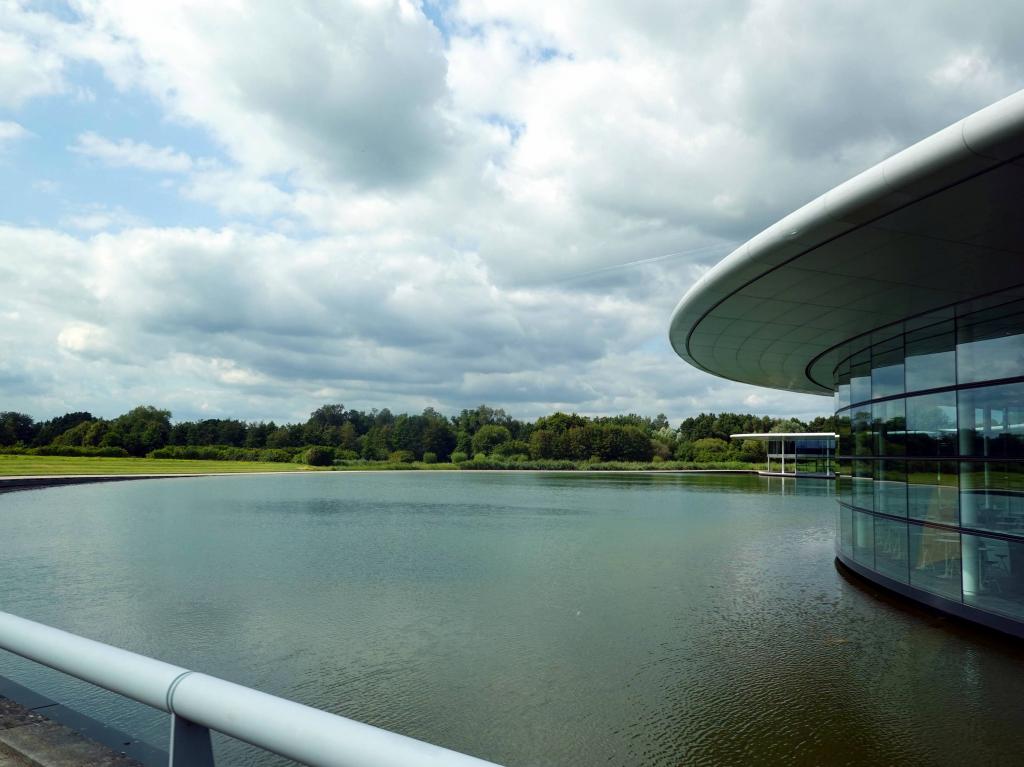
[0,610,502,766]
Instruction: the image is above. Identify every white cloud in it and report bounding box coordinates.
[57,322,113,354]
[69,132,194,173]
[0,222,826,422]
[60,204,147,231]
[2,1,1024,422]
[931,52,989,86]
[0,27,65,108]
[79,1,454,187]
[0,120,29,147]
[170,354,268,387]
[180,168,293,218]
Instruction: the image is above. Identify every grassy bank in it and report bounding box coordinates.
[0,454,316,476]
[0,454,761,477]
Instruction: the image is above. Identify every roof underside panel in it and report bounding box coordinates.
[670,90,1024,395]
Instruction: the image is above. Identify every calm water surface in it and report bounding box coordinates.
[1,472,1022,765]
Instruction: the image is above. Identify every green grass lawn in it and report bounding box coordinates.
[0,453,763,477]
[0,454,316,476]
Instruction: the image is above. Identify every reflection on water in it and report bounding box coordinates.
[1,472,1022,765]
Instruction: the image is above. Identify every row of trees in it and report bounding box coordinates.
[0,405,834,464]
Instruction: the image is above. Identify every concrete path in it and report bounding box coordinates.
[0,471,314,494]
[0,696,143,767]
[0,475,197,494]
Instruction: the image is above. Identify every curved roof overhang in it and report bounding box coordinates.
[669,89,1024,396]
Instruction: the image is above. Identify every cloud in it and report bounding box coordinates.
[69,132,194,173]
[0,26,65,108]
[57,321,119,358]
[0,222,828,422]
[60,204,147,231]
[0,120,29,147]
[180,168,293,218]
[3,1,1024,423]
[79,1,455,187]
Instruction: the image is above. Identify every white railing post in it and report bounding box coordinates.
[169,713,215,766]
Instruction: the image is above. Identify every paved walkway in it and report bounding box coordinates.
[0,475,182,495]
[0,696,143,767]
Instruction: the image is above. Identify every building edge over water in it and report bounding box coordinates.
[728,432,835,477]
[670,88,1024,638]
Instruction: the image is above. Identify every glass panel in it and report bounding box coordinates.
[957,299,1024,384]
[907,460,958,525]
[852,460,874,511]
[840,504,853,556]
[871,339,905,399]
[905,321,955,393]
[957,381,1024,459]
[853,511,874,567]
[873,398,906,456]
[875,459,907,517]
[836,359,851,412]
[874,517,909,583]
[793,439,830,474]
[852,406,873,457]
[960,461,1024,537]
[850,350,872,405]
[905,391,957,456]
[836,409,852,456]
[909,524,962,600]
[962,533,1024,620]
[837,457,852,506]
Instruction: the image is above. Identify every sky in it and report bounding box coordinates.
[1,1,1023,425]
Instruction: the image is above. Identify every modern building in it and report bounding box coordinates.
[670,89,1024,637]
[729,432,835,477]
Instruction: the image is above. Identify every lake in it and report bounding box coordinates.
[2,472,1023,765]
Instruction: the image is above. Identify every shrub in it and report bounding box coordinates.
[450,451,468,463]
[33,445,129,458]
[458,457,579,471]
[335,449,359,461]
[147,444,304,462]
[333,457,368,467]
[691,437,735,463]
[388,450,415,463]
[301,446,335,466]
[737,439,766,463]
[422,451,437,464]
[258,448,299,463]
[674,441,695,461]
[149,445,224,460]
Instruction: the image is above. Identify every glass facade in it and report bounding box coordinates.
[764,437,834,475]
[834,294,1024,629]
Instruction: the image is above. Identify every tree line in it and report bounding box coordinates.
[0,405,834,465]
